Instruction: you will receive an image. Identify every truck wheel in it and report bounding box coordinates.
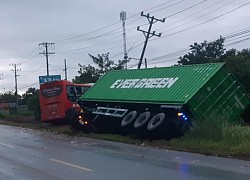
[121,111,138,127]
[147,113,165,131]
[134,111,151,128]
[65,108,78,126]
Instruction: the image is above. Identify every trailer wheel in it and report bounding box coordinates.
[121,110,138,127]
[147,113,165,131]
[134,111,151,128]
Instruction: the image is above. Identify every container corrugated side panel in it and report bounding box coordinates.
[80,63,224,105]
[188,65,250,121]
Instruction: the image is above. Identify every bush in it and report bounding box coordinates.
[0,113,5,119]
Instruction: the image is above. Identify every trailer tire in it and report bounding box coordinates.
[147,113,165,131]
[134,111,151,128]
[121,110,138,127]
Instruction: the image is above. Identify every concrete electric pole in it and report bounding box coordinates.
[63,59,67,80]
[39,42,55,76]
[137,12,165,69]
[10,63,21,104]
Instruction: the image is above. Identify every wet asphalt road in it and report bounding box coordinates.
[0,125,250,180]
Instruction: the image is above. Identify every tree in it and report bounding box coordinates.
[0,91,17,103]
[178,36,225,65]
[114,59,129,70]
[73,64,100,84]
[89,53,114,75]
[73,52,127,84]
[21,88,40,120]
[20,88,37,105]
[88,53,127,75]
[221,49,250,93]
[178,37,250,94]
[21,88,39,110]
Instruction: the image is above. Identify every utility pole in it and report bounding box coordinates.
[129,57,147,68]
[120,11,128,69]
[144,58,147,69]
[0,73,3,80]
[10,63,21,104]
[39,42,55,76]
[137,12,165,69]
[63,59,67,80]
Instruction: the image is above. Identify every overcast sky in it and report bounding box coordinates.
[0,0,249,94]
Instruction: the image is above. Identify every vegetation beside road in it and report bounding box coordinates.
[169,118,250,160]
[0,113,250,161]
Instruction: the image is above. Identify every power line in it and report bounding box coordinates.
[163,0,207,19]
[225,37,250,47]
[93,2,250,67]
[53,1,219,57]
[18,47,40,64]
[61,0,234,60]
[144,0,176,13]
[157,2,250,39]
[149,0,185,14]
[224,28,250,39]
[18,61,45,80]
[155,0,230,32]
[18,82,39,90]
[0,46,40,75]
[55,1,223,54]
[54,0,191,45]
[146,26,250,65]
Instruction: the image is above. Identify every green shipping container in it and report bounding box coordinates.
[79,63,250,122]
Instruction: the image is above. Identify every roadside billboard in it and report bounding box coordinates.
[39,75,61,84]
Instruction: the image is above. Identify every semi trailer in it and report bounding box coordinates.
[77,63,250,138]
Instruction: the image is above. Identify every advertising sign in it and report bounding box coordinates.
[39,75,61,84]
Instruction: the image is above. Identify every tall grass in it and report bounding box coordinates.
[170,117,250,156]
[222,123,250,148]
[183,116,226,141]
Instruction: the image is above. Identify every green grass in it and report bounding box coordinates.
[168,117,250,159]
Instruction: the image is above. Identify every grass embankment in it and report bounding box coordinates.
[87,118,250,160]
[168,118,250,159]
[0,113,250,160]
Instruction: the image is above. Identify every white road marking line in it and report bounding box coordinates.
[0,142,15,149]
[50,158,94,172]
